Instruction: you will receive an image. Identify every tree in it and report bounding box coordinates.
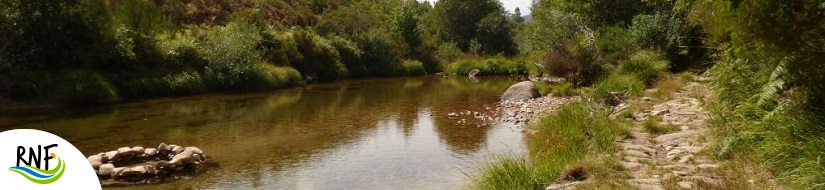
[476,12,517,55]
[393,1,424,48]
[513,7,524,23]
[431,0,515,55]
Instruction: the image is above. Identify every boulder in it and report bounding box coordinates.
[170,152,194,166]
[104,151,120,161]
[184,147,203,155]
[113,167,130,178]
[144,148,158,156]
[88,155,103,169]
[117,147,132,154]
[193,154,203,162]
[98,164,115,176]
[131,146,145,154]
[126,166,147,176]
[170,145,184,154]
[157,143,169,152]
[154,161,171,169]
[501,81,541,102]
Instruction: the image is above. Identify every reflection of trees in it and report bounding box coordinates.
[423,77,516,154]
[14,76,517,188]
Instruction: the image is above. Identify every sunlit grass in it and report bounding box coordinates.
[470,102,629,189]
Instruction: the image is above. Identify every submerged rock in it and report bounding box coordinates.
[501,81,540,102]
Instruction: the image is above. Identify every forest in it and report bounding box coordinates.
[2,0,824,189]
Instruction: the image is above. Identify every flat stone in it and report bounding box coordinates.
[678,155,693,163]
[622,162,644,171]
[631,183,664,190]
[622,144,657,153]
[628,178,661,184]
[697,164,720,169]
[656,131,700,145]
[625,149,650,158]
[623,156,651,163]
[677,181,694,189]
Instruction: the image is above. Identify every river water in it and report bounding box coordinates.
[0,76,527,189]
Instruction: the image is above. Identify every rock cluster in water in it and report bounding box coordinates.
[87,143,209,185]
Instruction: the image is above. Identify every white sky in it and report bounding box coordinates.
[419,0,533,15]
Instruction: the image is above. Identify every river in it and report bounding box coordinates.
[0,76,527,189]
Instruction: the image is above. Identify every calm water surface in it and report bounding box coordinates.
[0,76,527,189]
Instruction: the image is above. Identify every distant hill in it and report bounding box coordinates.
[523,15,533,23]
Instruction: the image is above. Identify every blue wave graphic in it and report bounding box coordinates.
[8,166,55,178]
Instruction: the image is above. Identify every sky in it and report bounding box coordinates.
[420,0,533,15]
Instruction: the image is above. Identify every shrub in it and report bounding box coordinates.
[349,30,403,77]
[114,71,207,98]
[55,70,119,105]
[291,29,348,80]
[400,60,427,75]
[435,42,463,63]
[155,31,204,68]
[539,39,602,86]
[617,50,670,84]
[596,26,634,63]
[196,22,264,88]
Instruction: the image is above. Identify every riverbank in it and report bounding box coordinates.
[471,74,786,190]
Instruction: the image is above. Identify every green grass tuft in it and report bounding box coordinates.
[470,102,629,189]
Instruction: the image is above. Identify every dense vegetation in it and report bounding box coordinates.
[3,0,825,189]
[0,0,521,104]
[474,0,825,189]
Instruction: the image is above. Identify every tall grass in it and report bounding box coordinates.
[445,58,528,76]
[616,50,670,84]
[470,102,628,189]
[591,74,645,101]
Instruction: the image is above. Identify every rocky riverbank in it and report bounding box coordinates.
[447,81,578,128]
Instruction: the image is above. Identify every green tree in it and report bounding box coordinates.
[393,1,424,48]
[431,0,515,55]
[513,7,524,23]
[476,12,517,55]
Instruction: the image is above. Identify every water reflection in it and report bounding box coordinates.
[1,76,526,189]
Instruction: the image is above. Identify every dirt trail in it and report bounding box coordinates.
[616,81,724,190]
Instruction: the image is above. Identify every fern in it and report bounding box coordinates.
[755,57,791,106]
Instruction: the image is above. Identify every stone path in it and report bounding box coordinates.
[617,81,723,190]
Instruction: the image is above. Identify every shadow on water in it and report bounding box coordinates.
[1,76,527,189]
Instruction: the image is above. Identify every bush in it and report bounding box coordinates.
[55,70,119,105]
[114,71,207,98]
[596,26,634,63]
[539,38,602,86]
[400,60,427,75]
[616,50,670,84]
[435,42,463,64]
[196,22,264,87]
